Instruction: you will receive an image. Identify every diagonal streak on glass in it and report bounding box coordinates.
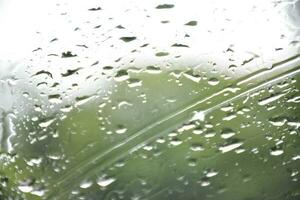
[47,55,300,199]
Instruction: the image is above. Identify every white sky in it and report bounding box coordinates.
[0,0,299,112]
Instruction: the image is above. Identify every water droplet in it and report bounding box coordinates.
[75,96,95,107]
[187,158,197,166]
[183,71,201,83]
[220,128,236,139]
[270,148,284,156]
[26,157,42,167]
[127,78,142,88]
[177,123,196,132]
[32,70,53,79]
[228,64,237,71]
[39,118,56,128]
[115,125,127,134]
[258,93,286,106]
[193,127,204,135]
[220,105,234,112]
[287,95,300,103]
[155,4,174,9]
[208,78,219,86]
[241,57,255,65]
[206,170,218,178]
[200,180,210,187]
[185,21,197,26]
[291,154,300,161]
[18,178,35,193]
[204,131,216,138]
[155,52,169,57]
[156,138,165,144]
[219,142,243,153]
[172,43,189,48]
[269,117,286,127]
[190,111,205,122]
[61,51,77,58]
[61,68,81,77]
[60,105,73,113]
[96,177,116,188]
[88,7,102,11]
[118,101,133,109]
[114,70,130,82]
[190,143,204,152]
[170,138,182,146]
[48,94,62,104]
[145,66,162,74]
[80,180,93,189]
[31,187,46,197]
[223,113,237,121]
[120,37,136,42]
[143,145,153,151]
[18,185,33,193]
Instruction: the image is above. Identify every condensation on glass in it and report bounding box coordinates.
[0,0,299,199]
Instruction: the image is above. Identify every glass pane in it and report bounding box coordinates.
[0,0,299,199]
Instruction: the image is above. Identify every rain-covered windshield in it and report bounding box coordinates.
[0,0,299,199]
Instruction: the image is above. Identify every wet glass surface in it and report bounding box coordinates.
[0,0,300,199]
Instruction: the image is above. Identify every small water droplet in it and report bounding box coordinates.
[31,187,46,197]
[143,145,153,151]
[156,138,165,143]
[96,177,116,188]
[172,43,189,48]
[39,118,56,128]
[118,101,133,109]
[270,148,284,156]
[287,95,300,103]
[155,4,174,9]
[48,94,62,104]
[185,21,197,26]
[170,138,182,146]
[80,180,93,189]
[220,128,236,139]
[127,78,142,88]
[18,178,35,193]
[61,68,81,77]
[75,96,95,107]
[269,117,286,127]
[18,185,33,193]
[190,111,205,122]
[120,37,136,42]
[32,70,53,79]
[187,158,197,167]
[258,93,286,106]
[200,180,210,187]
[114,70,130,82]
[228,64,237,71]
[193,127,204,135]
[206,170,218,178]
[145,66,162,74]
[177,123,196,132]
[208,78,219,86]
[61,51,77,58]
[60,105,73,113]
[183,71,201,83]
[220,105,234,112]
[223,113,237,121]
[190,143,204,152]
[219,142,243,153]
[88,7,101,11]
[115,125,127,134]
[155,52,169,57]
